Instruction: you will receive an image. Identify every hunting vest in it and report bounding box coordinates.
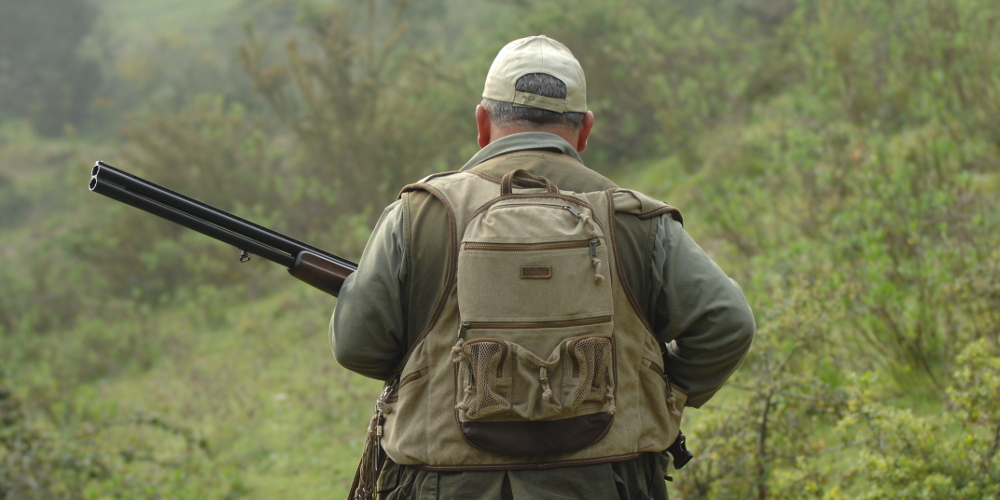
[379,155,687,470]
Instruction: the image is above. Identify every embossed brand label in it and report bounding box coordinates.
[520,266,553,279]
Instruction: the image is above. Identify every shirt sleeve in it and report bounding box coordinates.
[651,216,755,408]
[329,200,409,380]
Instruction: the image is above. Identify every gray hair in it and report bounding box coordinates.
[481,73,585,130]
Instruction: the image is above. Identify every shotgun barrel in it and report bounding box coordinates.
[89,161,356,296]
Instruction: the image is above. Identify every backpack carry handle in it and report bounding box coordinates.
[500,169,559,195]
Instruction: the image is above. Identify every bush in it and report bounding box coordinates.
[0,0,100,137]
[831,345,1000,498]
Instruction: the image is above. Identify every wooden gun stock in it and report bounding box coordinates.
[289,251,354,297]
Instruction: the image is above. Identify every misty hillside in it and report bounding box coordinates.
[1,0,999,498]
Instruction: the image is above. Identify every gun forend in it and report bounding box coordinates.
[289,251,354,297]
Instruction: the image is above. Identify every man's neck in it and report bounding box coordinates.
[475,104,594,152]
[487,125,580,149]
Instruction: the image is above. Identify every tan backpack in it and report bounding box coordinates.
[453,169,620,454]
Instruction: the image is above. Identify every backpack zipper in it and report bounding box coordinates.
[469,195,605,234]
[464,240,593,252]
[461,316,612,334]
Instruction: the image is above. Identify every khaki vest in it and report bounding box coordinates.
[380,160,686,471]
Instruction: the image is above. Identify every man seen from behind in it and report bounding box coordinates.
[331,35,755,500]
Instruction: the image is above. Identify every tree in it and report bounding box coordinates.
[0,0,100,136]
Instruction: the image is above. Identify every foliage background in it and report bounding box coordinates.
[1,0,998,498]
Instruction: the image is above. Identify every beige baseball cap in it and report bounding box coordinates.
[482,35,587,113]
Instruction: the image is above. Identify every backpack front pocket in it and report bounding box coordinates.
[452,319,616,456]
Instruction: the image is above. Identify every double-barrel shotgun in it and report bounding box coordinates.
[88,161,356,296]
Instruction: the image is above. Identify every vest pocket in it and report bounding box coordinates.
[641,357,687,446]
[453,319,615,456]
[568,335,614,411]
[454,339,511,420]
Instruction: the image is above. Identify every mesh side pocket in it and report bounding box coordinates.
[459,340,510,419]
[571,336,612,409]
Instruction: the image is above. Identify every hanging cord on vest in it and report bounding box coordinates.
[451,338,466,363]
[352,413,381,500]
[455,385,476,412]
[539,367,552,402]
[561,205,600,237]
[659,370,683,417]
[605,387,616,415]
[589,239,604,284]
[452,331,469,410]
[452,339,477,412]
[665,382,683,417]
[562,205,605,284]
[349,384,394,500]
[538,344,564,403]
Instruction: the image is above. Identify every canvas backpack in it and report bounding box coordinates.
[451,169,621,454]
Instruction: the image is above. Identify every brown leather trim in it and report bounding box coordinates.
[413,452,643,472]
[386,182,459,381]
[398,369,425,389]
[605,189,654,335]
[646,359,664,375]
[644,359,691,396]
[500,169,559,195]
[638,205,683,225]
[459,413,613,457]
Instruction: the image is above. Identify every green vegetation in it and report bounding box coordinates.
[0,0,100,137]
[1,0,998,498]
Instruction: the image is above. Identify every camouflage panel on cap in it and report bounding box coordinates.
[483,35,587,113]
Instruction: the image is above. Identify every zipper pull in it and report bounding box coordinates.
[373,385,394,472]
[661,372,683,417]
[562,205,584,218]
[565,205,599,238]
[458,321,470,339]
[589,238,605,284]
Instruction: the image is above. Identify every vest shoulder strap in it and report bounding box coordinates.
[610,189,683,225]
[397,170,470,199]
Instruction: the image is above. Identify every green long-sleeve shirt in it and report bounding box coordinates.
[330,132,754,499]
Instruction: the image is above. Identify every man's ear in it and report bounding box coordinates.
[576,110,595,152]
[476,105,491,148]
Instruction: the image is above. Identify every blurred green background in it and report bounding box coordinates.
[1,0,998,498]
